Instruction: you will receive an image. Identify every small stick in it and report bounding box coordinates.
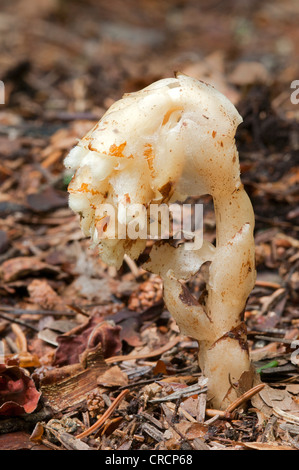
[225,383,265,414]
[205,409,231,420]
[162,407,195,450]
[205,383,265,419]
[255,280,282,290]
[0,312,39,332]
[273,407,299,425]
[42,149,62,169]
[76,389,129,440]
[106,337,181,364]
[11,324,27,352]
[0,306,77,317]
[114,429,144,442]
[254,335,294,345]
[124,254,140,277]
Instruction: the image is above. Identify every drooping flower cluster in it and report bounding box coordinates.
[65,74,256,409]
[65,74,244,268]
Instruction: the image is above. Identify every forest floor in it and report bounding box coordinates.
[0,0,298,450]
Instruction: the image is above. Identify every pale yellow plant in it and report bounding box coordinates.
[65,74,256,409]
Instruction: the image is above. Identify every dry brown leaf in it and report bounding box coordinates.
[251,384,299,418]
[153,360,168,376]
[53,318,122,366]
[241,442,294,451]
[0,364,41,416]
[97,365,128,387]
[27,279,65,311]
[185,422,208,440]
[26,187,67,213]
[286,385,299,395]
[100,417,123,437]
[0,257,60,282]
[180,397,199,418]
[229,61,271,86]
[0,431,47,450]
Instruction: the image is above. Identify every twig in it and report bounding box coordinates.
[205,384,265,419]
[0,312,39,332]
[273,407,299,425]
[118,376,164,391]
[149,383,208,404]
[225,383,265,414]
[76,389,129,439]
[261,416,277,443]
[140,411,165,430]
[45,426,92,450]
[254,335,294,345]
[166,402,197,423]
[255,215,299,232]
[279,423,299,435]
[255,280,282,289]
[286,432,299,450]
[162,404,194,450]
[124,254,140,277]
[205,409,231,420]
[0,306,77,316]
[106,337,181,364]
[196,377,207,423]
[142,423,164,442]
[11,324,27,352]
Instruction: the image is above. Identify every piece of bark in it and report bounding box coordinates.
[40,344,108,413]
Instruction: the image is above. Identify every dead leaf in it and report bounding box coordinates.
[97,365,128,387]
[241,442,294,451]
[53,318,122,366]
[0,364,41,416]
[286,385,299,395]
[229,61,271,86]
[180,397,199,418]
[27,279,65,310]
[71,275,113,303]
[0,431,48,450]
[30,422,45,442]
[251,384,299,417]
[100,417,123,437]
[185,422,207,440]
[153,360,168,375]
[0,257,60,282]
[26,187,67,213]
[237,368,255,396]
[118,317,144,347]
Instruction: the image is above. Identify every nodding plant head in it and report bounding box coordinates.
[65,74,256,409]
[65,73,243,268]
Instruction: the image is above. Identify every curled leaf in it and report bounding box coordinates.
[0,364,41,416]
[53,317,122,366]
